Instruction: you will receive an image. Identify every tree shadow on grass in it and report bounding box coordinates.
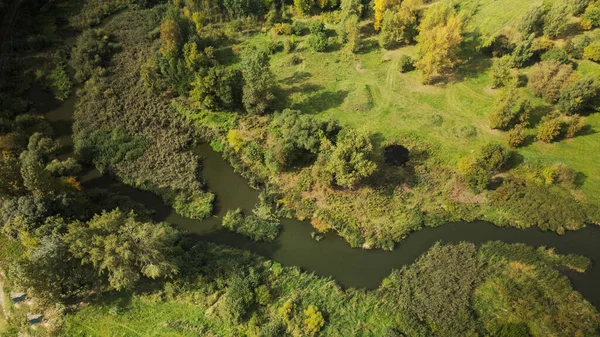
[575,172,588,188]
[290,89,349,114]
[280,71,312,86]
[356,39,380,55]
[528,104,554,127]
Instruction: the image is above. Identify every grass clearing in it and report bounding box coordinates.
[252,29,600,205]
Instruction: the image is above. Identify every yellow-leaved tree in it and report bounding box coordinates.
[374,0,395,31]
[415,2,465,84]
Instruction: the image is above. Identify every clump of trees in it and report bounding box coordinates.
[307,21,328,52]
[71,29,116,83]
[66,209,181,290]
[222,205,280,241]
[315,128,377,189]
[415,3,465,84]
[241,47,277,114]
[528,60,574,104]
[269,109,340,169]
[457,143,511,191]
[489,84,531,130]
[377,0,421,49]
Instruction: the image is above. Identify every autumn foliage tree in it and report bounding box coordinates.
[415,3,465,84]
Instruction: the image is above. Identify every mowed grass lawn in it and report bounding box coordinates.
[251,23,600,204]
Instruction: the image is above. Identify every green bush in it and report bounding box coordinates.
[582,4,600,29]
[543,2,570,38]
[222,207,281,242]
[507,124,527,149]
[558,76,600,115]
[489,85,531,130]
[398,55,415,73]
[583,40,600,61]
[46,64,72,101]
[172,191,215,220]
[540,47,570,64]
[490,55,514,88]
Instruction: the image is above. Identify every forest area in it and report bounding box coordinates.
[1,0,600,335]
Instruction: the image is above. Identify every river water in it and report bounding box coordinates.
[37,84,600,310]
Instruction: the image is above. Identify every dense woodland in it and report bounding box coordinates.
[1,0,600,335]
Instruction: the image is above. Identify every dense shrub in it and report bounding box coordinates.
[270,109,340,168]
[536,115,563,143]
[540,47,570,64]
[582,3,600,30]
[489,85,531,130]
[46,64,72,101]
[458,143,510,191]
[190,66,243,111]
[307,22,328,52]
[527,61,574,103]
[398,55,415,73]
[71,29,116,83]
[75,128,150,173]
[222,207,280,241]
[507,124,527,149]
[543,2,570,38]
[558,76,600,115]
[583,40,600,61]
[490,55,514,88]
[511,34,535,67]
[315,128,377,189]
[491,180,594,232]
[241,47,276,114]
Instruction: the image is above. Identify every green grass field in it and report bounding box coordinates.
[252,27,600,204]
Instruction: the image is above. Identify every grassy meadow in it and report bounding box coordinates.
[241,19,600,205]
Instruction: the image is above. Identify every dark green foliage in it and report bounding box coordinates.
[71,29,116,83]
[511,34,535,67]
[270,109,340,168]
[518,5,543,37]
[398,55,415,73]
[223,0,267,19]
[307,22,328,52]
[489,85,531,130]
[490,55,514,88]
[379,243,480,337]
[241,47,276,114]
[11,229,96,302]
[543,2,570,38]
[292,20,308,36]
[558,76,600,115]
[491,180,595,232]
[220,270,259,324]
[75,128,150,174]
[190,66,243,111]
[568,0,591,15]
[541,47,570,64]
[69,0,137,30]
[458,143,511,191]
[65,209,180,290]
[222,208,281,241]
[316,128,377,188]
[0,153,25,198]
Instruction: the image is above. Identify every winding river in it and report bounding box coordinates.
[35,84,600,310]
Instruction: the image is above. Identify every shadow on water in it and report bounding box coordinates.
[38,80,600,311]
